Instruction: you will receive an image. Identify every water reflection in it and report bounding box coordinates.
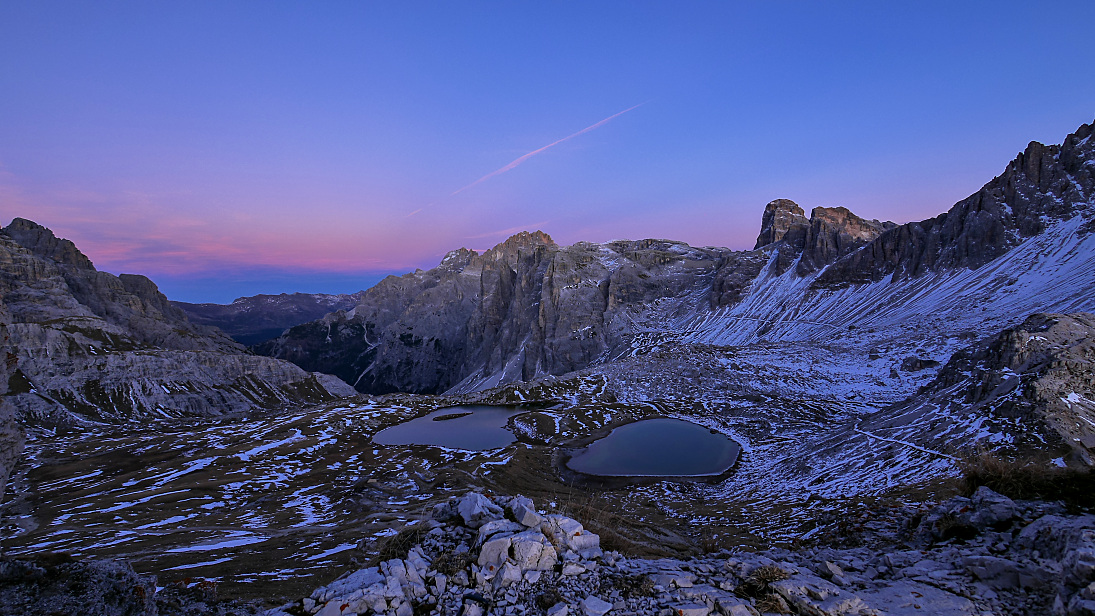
[567,418,739,477]
[372,406,521,451]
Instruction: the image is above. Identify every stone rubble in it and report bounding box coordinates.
[265,490,1095,616]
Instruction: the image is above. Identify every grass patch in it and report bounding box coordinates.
[735,565,791,600]
[960,452,1095,509]
[375,526,428,563]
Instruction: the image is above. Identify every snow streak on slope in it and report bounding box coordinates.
[678,214,1095,350]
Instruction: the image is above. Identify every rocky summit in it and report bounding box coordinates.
[2,120,1095,616]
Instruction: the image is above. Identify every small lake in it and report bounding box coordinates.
[566,417,740,477]
[372,406,522,451]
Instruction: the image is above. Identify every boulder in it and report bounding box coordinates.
[511,531,559,571]
[581,595,613,616]
[771,574,868,616]
[507,495,544,528]
[478,535,513,570]
[459,493,504,528]
[970,487,1019,529]
[671,604,711,616]
[476,519,525,544]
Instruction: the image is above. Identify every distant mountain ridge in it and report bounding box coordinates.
[255,118,1095,397]
[174,291,366,345]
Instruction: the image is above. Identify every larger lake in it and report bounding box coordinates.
[566,417,740,477]
[372,406,521,451]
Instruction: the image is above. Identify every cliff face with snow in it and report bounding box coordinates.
[258,120,1095,398]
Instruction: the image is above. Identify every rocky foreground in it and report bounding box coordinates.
[258,491,1094,616]
[7,488,1081,616]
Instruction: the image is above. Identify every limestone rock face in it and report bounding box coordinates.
[754,199,809,250]
[0,219,355,427]
[796,206,895,275]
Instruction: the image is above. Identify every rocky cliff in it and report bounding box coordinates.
[0,219,356,428]
[175,291,367,345]
[258,119,1095,396]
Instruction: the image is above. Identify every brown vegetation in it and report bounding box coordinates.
[959,452,1095,509]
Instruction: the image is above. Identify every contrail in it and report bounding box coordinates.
[449,103,644,197]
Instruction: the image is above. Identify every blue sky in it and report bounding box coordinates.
[2,1,1093,302]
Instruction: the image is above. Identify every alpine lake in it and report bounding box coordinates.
[373,405,741,478]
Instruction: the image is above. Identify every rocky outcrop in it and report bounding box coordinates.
[0,219,355,426]
[901,312,1095,464]
[752,201,893,275]
[175,291,367,345]
[266,491,1095,616]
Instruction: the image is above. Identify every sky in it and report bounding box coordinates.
[1,2,1093,303]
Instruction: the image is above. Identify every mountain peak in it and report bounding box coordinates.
[754,199,809,250]
[483,230,556,264]
[3,218,95,270]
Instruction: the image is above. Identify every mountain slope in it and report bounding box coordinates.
[0,219,356,427]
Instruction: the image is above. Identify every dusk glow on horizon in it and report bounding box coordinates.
[2,2,1093,303]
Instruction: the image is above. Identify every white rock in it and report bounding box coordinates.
[508,496,544,528]
[493,562,523,589]
[511,530,559,571]
[433,573,447,596]
[542,515,585,549]
[821,561,844,579]
[970,486,1019,528]
[406,547,430,573]
[478,535,514,570]
[462,603,484,616]
[316,601,345,616]
[581,596,613,616]
[546,603,568,616]
[562,563,587,576]
[382,576,404,599]
[458,493,504,528]
[476,519,525,545]
[858,580,978,615]
[316,567,384,602]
